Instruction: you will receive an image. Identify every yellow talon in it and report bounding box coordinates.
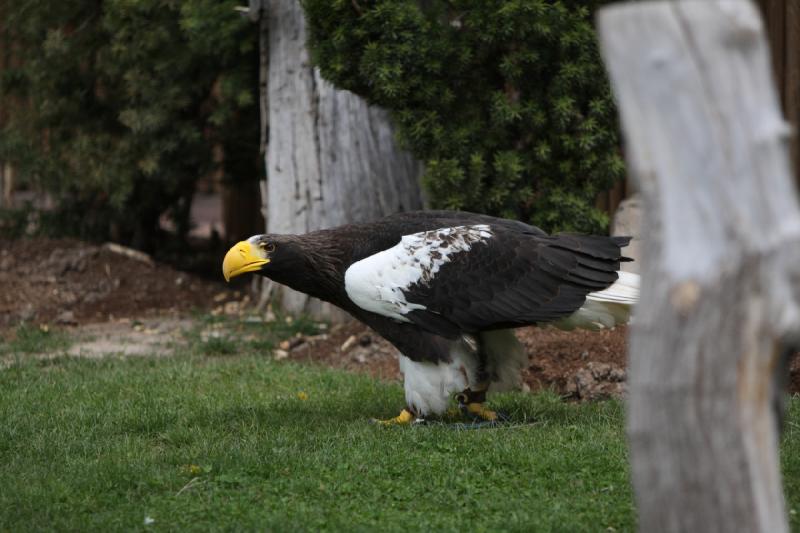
[465,402,498,422]
[374,408,416,426]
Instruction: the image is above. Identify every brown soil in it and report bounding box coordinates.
[519,326,628,399]
[284,321,628,400]
[0,238,235,328]
[2,237,799,398]
[288,322,800,399]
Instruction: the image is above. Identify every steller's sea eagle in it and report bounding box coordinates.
[222,210,638,425]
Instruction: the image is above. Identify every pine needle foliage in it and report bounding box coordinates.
[0,0,259,249]
[303,0,623,233]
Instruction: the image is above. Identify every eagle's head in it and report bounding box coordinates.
[222,234,302,282]
[222,232,346,302]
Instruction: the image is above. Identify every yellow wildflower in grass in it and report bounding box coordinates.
[184,464,203,475]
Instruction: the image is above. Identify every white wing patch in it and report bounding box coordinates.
[344,225,492,321]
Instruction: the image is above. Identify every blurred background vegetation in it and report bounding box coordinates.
[0,0,261,251]
[0,0,625,256]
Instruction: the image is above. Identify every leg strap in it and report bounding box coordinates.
[455,386,487,405]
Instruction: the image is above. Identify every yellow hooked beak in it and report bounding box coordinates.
[222,241,270,282]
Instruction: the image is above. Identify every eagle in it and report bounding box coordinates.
[222,210,638,425]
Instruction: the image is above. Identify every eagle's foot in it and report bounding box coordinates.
[462,402,499,422]
[372,408,417,426]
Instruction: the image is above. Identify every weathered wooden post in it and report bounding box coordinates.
[597,2,800,531]
[261,0,424,320]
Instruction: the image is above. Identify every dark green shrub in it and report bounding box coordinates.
[0,0,260,250]
[303,0,623,233]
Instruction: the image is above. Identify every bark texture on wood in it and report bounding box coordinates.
[266,0,423,319]
[598,2,799,531]
[255,0,272,310]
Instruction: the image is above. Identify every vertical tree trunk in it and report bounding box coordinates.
[253,0,272,310]
[598,2,798,531]
[0,14,7,209]
[265,0,423,319]
[222,179,264,242]
[1,164,12,207]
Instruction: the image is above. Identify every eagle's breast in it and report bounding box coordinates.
[343,224,493,321]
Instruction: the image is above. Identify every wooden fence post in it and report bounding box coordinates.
[597,2,800,531]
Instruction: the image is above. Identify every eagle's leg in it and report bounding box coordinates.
[455,337,498,422]
[372,408,418,426]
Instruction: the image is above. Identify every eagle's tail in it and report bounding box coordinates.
[553,271,640,331]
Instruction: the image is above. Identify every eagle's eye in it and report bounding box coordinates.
[262,242,276,253]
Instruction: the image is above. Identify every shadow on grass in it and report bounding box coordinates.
[190,390,620,434]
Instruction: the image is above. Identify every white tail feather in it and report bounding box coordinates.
[554,271,640,330]
[586,270,639,305]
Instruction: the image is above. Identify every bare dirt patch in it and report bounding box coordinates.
[0,238,236,328]
[287,323,800,399]
[66,318,194,358]
[284,321,629,400]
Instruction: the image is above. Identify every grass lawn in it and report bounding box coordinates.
[1,323,799,531]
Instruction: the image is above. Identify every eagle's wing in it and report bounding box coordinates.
[344,223,629,338]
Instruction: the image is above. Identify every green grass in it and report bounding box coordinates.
[1,343,799,531]
[0,324,71,356]
[1,354,633,532]
[184,312,322,356]
[783,401,800,530]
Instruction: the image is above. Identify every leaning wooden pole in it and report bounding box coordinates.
[598,2,799,531]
